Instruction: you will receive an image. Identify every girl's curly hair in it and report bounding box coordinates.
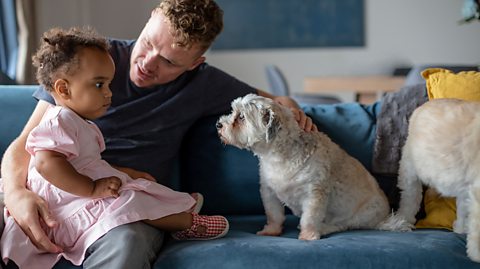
[32,27,110,91]
[157,0,223,50]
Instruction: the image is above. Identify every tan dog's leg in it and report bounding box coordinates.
[396,147,423,224]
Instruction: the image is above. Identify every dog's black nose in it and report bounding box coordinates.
[216,121,223,129]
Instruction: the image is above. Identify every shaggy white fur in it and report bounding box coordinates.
[396,98,480,262]
[217,94,408,240]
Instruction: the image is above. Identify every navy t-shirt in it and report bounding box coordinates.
[33,39,256,185]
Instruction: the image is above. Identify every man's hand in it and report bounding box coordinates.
[4,188,62,253]
[290,108,318,132]
[91,176,122,198]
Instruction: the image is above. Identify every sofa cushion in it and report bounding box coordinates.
[416,188,456,230]
[154,215,479,269]
[404,65,479,87]
[422,68,480,100]
[302,102,381,171]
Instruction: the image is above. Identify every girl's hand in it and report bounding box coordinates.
[92,176,122,198]
[114,166,156,182]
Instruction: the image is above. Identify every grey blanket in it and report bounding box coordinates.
[372,83,428,175]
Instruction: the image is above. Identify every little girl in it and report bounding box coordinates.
[0,27,229,269]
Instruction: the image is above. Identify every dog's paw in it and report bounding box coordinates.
[257,224,282,236]
[298,229,320,240]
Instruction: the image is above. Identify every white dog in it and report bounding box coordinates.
[217,94,405,240]
[395,98,480,262]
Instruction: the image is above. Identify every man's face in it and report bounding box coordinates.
[129,11,205,88]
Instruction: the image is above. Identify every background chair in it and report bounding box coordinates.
[265,65,341,105]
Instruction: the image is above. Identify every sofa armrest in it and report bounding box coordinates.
[0,85,38,157]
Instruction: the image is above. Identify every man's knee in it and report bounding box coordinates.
[83,222,164,269]
[110,222,164,254]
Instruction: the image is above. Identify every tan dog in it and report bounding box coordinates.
[217,94,406,240]
[395,98,480,262]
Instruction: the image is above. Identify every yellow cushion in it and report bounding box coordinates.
[415,188,456,230]
[415,68,480,229]
[422,68,480,100]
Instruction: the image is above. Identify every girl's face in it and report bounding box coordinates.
[56,47,115,120]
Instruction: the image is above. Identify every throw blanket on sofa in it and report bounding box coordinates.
[372,83,428,175]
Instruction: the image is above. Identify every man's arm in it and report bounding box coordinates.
[1,100,63,253]
[257,89,317,132]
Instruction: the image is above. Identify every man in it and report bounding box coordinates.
[1,0,315,268]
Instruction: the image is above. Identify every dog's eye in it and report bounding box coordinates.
[238,113,245,121]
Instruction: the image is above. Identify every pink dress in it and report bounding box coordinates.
[0,106,195,269]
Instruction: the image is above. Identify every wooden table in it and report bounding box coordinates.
[304,75,406,104]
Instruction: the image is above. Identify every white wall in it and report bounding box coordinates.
[35,1,156,39]
[36,0,480,101]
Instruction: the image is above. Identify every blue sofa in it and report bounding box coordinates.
[1,85,479,269]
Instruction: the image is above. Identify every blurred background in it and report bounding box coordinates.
[2,0,479,102]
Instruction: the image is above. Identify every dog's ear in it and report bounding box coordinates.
[263,108,279,143]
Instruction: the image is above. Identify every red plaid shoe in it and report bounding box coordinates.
[171,213,229,240]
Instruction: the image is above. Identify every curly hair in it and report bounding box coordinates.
[157,0,223,50]
[32,27,110,91]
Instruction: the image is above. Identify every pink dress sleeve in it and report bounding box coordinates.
[26,112,80,159]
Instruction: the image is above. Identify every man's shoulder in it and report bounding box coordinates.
[192,63,255,93]
[108,39,135,49]
[192,63,232,81]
